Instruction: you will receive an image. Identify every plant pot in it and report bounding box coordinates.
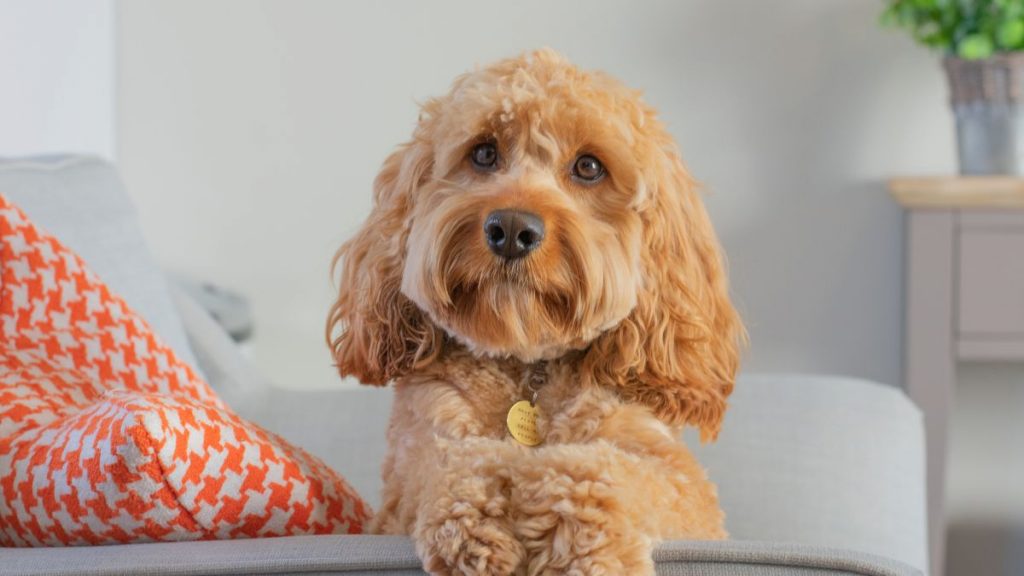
[945,54,1024,175]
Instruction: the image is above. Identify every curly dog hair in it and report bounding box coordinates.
[327,49,744,575]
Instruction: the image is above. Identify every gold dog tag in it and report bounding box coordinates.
[506,400,542,446]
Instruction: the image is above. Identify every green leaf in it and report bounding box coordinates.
[876,0,1024,54]
[1004,2,1024,19]
[958,33,996,58]
[899,3,918,26]
[997,18,1024,47]
[923,30,953,47]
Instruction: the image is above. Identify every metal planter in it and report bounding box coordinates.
[946,54,1024,175]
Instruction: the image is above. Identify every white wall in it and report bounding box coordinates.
[117,0,955,391]
[0,0,115,159]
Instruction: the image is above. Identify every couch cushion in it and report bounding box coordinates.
[249,377,927,573]
[0,195,370,546]
[0,155,198,372]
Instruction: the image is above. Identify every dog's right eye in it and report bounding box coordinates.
[470,142,498,171]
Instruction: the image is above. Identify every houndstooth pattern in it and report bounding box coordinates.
[0,196,369,546]
[0,202,221,408]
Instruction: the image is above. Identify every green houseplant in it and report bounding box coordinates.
[882,0,1024,174]
[881,0,1024,59]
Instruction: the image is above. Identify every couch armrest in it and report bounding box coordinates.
[1,535,922,576]
[690,374,928,573]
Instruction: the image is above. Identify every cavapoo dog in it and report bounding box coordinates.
[327,49,743,576]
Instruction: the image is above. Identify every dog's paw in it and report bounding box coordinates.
[416,509,525,576]
[517,517,653,576]
[514,474,654,576]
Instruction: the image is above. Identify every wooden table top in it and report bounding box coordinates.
[889,177,1024,208]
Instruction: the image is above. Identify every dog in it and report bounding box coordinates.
[327,49,743,576]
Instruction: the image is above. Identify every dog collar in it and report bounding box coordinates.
[524,360,548,405]
[506,361,547,447]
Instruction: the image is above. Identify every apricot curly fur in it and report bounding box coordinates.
[327,49,745,575]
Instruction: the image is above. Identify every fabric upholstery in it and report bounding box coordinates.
[0,535,923,575]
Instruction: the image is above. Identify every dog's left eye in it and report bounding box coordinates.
[470,142,498,171]
[571,155,605,183]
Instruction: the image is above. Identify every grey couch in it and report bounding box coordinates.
[0,156,927,575]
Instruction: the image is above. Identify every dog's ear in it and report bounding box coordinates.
[584,146,744,441]
[327,142,441,385]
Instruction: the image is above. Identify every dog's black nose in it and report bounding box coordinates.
[484,210,545,260]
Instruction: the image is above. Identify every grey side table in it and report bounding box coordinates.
[890,177,1024,576]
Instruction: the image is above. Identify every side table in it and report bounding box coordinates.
[889,177,1024,576]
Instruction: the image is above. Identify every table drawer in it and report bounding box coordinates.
[958,229,1024,336]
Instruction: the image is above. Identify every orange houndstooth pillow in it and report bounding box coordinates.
[0,196,370,546]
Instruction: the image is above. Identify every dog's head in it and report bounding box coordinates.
[328,49,743,439]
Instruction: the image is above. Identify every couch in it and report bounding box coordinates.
[0,155,927,575]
